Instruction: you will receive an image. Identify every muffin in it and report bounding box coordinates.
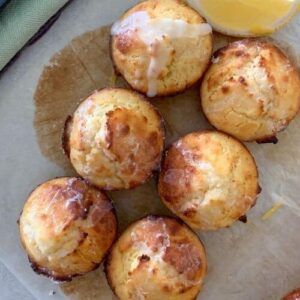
[19,177,117,281]
[105,215,207,300]
[283,288,300,300]
[201,39,300,143]
[64,88,165,190]
[111,0,213,97]
[158,131,260,230]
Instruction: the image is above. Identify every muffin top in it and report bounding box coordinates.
[19,177,117,281]
[106,215,207,300]
[201,39,300,143]
[111,0,212,97]
[158,131,260,230]
[65,88,165,190]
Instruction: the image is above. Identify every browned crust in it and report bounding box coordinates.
[111,40,212,98]
[28,256,98,282]
[28,250,104,282]
[212,39,290,61]
[159,130,261,206]
[110,31,211,100]
[256,135,279,144]
[23,237,112,282]
[199,107,280,144]
[283,288,300,300]
[194,130,261,174]
[64,87,166,191]
[200,44,286,145]
[163,242,202,283]
[19,177,118,282]
[104,214,207,297]
[238,215,248,223]
[257,185,262,195]
[105,107,164,187]
[201,39,300,144]
[158,130,261,230]
[29,256,73,282]
[200,104,281,144]
[109,14,213,98]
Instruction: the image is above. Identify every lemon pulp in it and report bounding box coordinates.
[188,0,299,36]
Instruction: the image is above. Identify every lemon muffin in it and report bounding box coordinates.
[201,39,300,143]
[158,131,260,230]
[111,0,213,97]
[64,88,165,190]
[283,288,300,300]
[105,215,207,300]
[19,177,117,281]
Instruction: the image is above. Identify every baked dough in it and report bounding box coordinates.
[111,0,212,97]
[65,88,165,190]
[158,131,260,230]
[19,177,117,281]
[201,39,300,143]
[106,215,207,300]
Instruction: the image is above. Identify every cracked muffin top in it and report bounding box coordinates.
[111,0,213,97]
[19,177,117,281]
[158,131,260,230]
[64,88,165,190]
[105,215,207,300]
[201,39,300,143]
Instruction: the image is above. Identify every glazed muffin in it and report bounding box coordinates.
[64,88,165,190]
[19,177,117,281]
[106,215,207,300]
[111,0,213,97]
[201,39,300,143]
[283,288,300,300]
[158,131,260,230]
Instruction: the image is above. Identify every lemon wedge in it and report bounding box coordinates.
[187,0,300,37]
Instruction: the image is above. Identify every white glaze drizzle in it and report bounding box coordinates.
[111,11,212,97]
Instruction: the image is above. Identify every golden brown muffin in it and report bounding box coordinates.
[105,215,207,300]
[201,39,300,143]
[19,177,117,281]
[283,288,300,300]
[64,88,165,190]
[158,131,260,230]
[111,0,213,97]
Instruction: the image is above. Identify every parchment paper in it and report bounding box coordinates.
[1,1,300,299]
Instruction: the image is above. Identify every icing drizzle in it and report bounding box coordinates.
[112,11,212,97]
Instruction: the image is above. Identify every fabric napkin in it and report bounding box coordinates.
[0,0,69,71]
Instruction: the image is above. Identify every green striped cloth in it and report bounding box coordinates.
[0,0,69,71]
